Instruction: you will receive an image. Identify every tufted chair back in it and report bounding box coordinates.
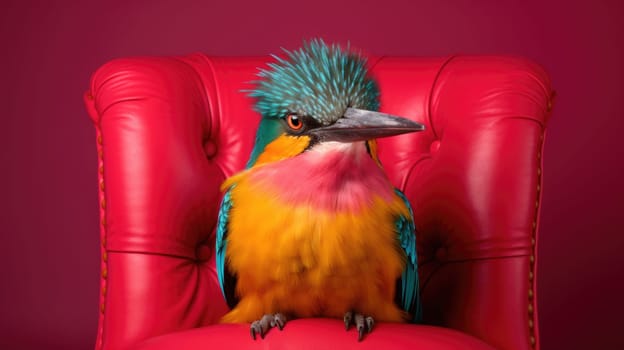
[84,54,553,350]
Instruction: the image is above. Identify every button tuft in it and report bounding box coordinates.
[203,140,218,159]
[429,140,441,154]
[434,246,447,262]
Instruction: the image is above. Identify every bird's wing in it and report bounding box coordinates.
[216,188,238,309]
[394,189,423,323]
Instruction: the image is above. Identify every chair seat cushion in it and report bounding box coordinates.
[133,319,495,350]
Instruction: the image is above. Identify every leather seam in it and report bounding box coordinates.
[427,54,457,140]
[95,126,108,350]
[529,130,546,349]
[173,55,215,154]
[192,55,228,181]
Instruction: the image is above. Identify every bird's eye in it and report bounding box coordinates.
[286,114,304,131]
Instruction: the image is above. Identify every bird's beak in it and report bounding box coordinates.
[309,107,425,142]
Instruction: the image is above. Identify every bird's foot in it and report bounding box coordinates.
[343,311,375,341]
[250,313,287,340]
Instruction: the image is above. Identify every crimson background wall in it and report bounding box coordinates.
[1,0,622,349]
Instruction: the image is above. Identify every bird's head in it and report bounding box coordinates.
[246,40,424,168]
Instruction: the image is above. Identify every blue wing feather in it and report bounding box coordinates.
[394,189,422,323]
[216,188,234,303]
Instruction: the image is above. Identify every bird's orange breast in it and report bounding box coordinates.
[220,142,410,323]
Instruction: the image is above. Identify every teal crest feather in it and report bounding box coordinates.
[248,39,380,125]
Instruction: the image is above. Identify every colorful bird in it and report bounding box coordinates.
[216,40,424,341]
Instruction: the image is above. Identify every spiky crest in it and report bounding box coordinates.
[248,39,379,125]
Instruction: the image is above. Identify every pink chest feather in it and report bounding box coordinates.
[249,142,394,212]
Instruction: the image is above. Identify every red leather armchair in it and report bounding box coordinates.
[84,54,553,350]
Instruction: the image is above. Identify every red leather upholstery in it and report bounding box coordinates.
[84,54,553,350]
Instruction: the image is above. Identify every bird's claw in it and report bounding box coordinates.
[343,311,374,341]
[271,313,287,330]
[344,311,353,330]
[250,313,287,340]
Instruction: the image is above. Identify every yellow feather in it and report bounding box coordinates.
[221,134,310,191]
[366,139,382,167]
[220,165,410,324]
[255,134,311,166]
